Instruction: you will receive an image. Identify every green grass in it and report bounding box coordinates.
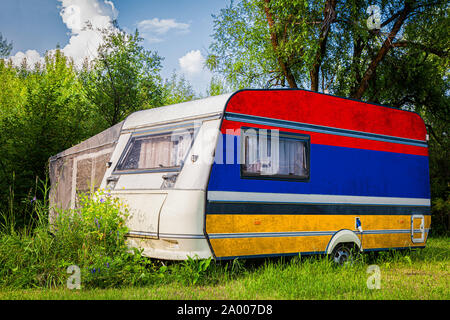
[1,237,448,300]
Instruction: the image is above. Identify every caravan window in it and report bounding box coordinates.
[115,129,194,173]
[241,128,310,180]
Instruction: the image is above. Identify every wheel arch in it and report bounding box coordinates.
[326,229,362,255]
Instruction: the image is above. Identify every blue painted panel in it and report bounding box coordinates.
[208,135,430,199]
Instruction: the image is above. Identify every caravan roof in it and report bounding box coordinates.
[122,93,232,131]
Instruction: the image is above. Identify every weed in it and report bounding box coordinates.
[180,256,212,285]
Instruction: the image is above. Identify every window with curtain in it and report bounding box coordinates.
[115,128,194,172]
[242,128,309,180]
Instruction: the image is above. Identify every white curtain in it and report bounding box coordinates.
[138,135,172,168]
[278,139,304,176]
[244,131,306,177]
[136,130,193,169]
[245,134,260,173]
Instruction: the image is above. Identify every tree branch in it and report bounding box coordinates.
[392,40,448,57]
[310,0,337,92]
[352,1,413,100]
[263,0,298,88]
[426,124,442,146]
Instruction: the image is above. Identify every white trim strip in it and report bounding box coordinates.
[127,231,205,239]
[127,231,158,238]
[208,228,430,239]
[207,191,430,206]
[209,231,335,239]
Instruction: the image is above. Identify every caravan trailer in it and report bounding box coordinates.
[49,89,431,262]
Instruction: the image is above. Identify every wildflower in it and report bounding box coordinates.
[100,198,105,203]
[95,218,100,229]
[31,196,36,203]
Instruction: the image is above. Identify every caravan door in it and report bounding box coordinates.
[113,191,167,239]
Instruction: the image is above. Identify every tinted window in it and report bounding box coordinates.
[115,129,194,172]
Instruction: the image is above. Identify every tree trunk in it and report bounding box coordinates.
[263,0,298,88]
[350,38,364,97]
[310,0,337,92]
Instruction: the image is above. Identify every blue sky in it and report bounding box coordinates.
[0,0,228,94]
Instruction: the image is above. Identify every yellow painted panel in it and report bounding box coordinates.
[363,233,428,249]
[210,235,332,258]
[206,214,430,234]
[206,214,431,257]
[207,214,353,233]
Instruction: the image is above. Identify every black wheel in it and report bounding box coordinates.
[331,243,354,265]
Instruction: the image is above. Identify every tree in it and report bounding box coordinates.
[207,0,448,99]
[0,33,13,58]
[206,75,232,96]
[81,25,165,128]
[162,72,197,105]
[0,49,92,224]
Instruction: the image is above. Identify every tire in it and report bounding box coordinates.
[330,243,355,265]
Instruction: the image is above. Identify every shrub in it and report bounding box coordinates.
[0,189,158,289]
[431,196,450,236]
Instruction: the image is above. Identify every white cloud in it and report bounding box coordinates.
[137,18,190,43]
[178,50,213,94]
[179,50,205,75]
[9,0,119,68]
[8,50,44,68]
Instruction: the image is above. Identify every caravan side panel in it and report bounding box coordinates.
[205,89,430,260]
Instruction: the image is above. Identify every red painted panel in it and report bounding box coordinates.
[221,119,428,157]
[225,90,427,141]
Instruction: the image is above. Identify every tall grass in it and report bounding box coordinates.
[0,183,239,290]
[0,185,161,289]
[2,240,448,299]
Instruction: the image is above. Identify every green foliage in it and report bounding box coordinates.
[0,33,13,58]
[0,188,160,289]
[0,59,26,119]
[0,50,95,226]
[432,196,450,236]
[207,0,277,88]
[81,27,165,127]
[0,186,244,290]
[208,0,448,95]
[179,256,212,285]
[162,72,197,104]
[206,75,233,96]
[207,0,353,89]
